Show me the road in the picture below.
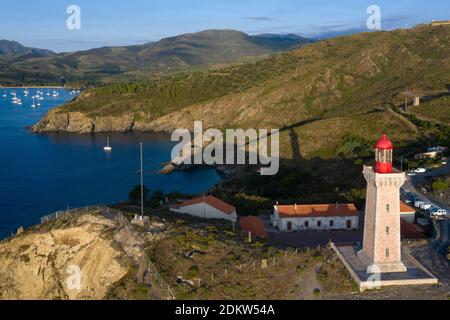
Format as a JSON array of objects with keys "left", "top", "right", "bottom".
[
  {"left": 401, "top": 162, "right": 449, "bottom": 255},
  {"left": 402, "top": 162, "right": 450, "bottom": 215}
]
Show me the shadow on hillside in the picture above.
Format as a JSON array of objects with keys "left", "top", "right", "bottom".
[{"left": 422, "top": 84, "right": 450, "bottom": 102}]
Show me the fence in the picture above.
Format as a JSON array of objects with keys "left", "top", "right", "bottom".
[{"left": 39, "top": 205, "right": 175, "bottom": 300}]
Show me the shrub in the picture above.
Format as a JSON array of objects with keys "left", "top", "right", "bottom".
[
  {"left": 186, "top": 265, "right": 200, "bottom": 279},
  {"left": 432, "top": 181, "right": 449, "bottom": 191}
]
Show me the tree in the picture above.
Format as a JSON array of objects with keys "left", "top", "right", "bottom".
[
  {"left": 128, "top": 185, "right": 150, "bottom": 206},
  {"left": 432, "top": 181, "right": 448, "bottom": 192}
]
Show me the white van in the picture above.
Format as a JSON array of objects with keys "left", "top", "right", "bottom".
[{"left": 420, "top": 203, "right": 432, "bottom": 211}]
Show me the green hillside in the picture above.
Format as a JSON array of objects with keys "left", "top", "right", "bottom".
[
  {"left": 0, "top": 30, "right": 312, "bottom": 86},
  {"left": 33, "top": 25, "right": 450, "bottom": 159}
]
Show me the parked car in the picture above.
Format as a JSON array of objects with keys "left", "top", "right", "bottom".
[
  {"left": 430, "top": 208, "right": 447, "bottom": 217},
  {"left": 443, "top": 159, "right": 448, "bottom": 165},
  {"left": 414, "top": 168, "right": 427, "bottom": 174},
  {"left": 404, "top": 199, "right": 413, "bottom": 205},
  {"left": 414, "top": 201, "right": 425, "bottom": 208},
  {"left": 407, "top": 171, "right": 416, "bottom": 176}
]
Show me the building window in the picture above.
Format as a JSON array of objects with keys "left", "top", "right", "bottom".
[
  {"left": 287, "top": 222, "right": 292, "bottom": 231},
  {"left": 386, "top": 226, "right": 390, "bottom": 235},
  {"left": 346, "top": 220, "right": 352, "bottom": 229},
  {"left": 304, "top": 221, "right": 309, "bottom": 228},
  {"left": 330, "top": 220, "right": 334, "bottom": 227},
  {"left": 386, "top": 249, "right": 390, "bottom": 258},
  {"left": 317, "top": 221, "right": 322, "bottom": 227},
  {"left": 386, "top": 204, "right": 390, "bottom": 213}
]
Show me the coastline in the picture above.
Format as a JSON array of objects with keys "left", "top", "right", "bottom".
[{"left": 0, "top": 86, "right": 66, "bottom": 89}]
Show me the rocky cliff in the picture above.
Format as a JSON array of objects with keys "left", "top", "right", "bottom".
[
  {"left": 30, "top": 108, "right": 137, "bottom": 134},
  {"left": 0, "top": 212, "right": 145, "bottom": 300}
]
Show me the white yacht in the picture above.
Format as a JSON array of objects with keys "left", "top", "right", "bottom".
[{"left": 103, "top": 137, "right": 112, "bottom": 152}]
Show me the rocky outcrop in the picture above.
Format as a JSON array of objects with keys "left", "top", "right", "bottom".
[
  {"left": 0, "top": 214, "right": 130, "bottom": 300},
  {"left": 30, "top": 109, "right": 137, "bottom": 134}
]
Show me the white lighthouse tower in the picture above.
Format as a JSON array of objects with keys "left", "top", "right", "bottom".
[{"left": 357, "top": 134, "right": 407, "bottom": 273}]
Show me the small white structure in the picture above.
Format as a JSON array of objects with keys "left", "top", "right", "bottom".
[
  {"left": 400, "top": 201, "right": 416, "bottom": 224},
  {"left": 170, "top": 195, "right": 237, "bottom": 223},
  {"left": 271, "top": 203, "right": 359, "bottom": 232},
  {"left": 131, "top": 215, "right": 149, "bottom": 227},
  {"left": 427, "top": 146, "right": 448, "bottom": 153}
]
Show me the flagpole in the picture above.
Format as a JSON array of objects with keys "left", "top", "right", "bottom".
[{"left": 140, "top": 142, "right": 144, "bottom": 216}]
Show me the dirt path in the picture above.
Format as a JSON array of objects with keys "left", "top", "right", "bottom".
[{"left": 294, "top": 263, "right": 323, "bottom": 300}]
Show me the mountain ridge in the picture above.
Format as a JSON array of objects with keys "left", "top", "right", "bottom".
[
  {"left": 31, "top": 25, "right": 450, "bottom": 159},
  {"left": 0, "top": 30, "right": 313, "bottom": 85},
  {"left": 0, "top": 39, "right": 54, "bottom": 57}
]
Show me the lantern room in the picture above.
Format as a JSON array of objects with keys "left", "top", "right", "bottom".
[{"left": 375, "top": 134, "right": 393, "bottom": 174}]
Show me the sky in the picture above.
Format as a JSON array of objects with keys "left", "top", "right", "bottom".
[{"left": 0, "top": 0, "right": 449, "bottom": 52}]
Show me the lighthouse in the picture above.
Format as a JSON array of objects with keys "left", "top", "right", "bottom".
[{"left": 357, "top": 134, "right": 407, "bottom": 273}]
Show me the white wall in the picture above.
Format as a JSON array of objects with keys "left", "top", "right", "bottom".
[
  {"left": 171, "top": 203, "right": 237, "bottom": 223},
  {"left": 400, "top": 213, "right": 415, "bottom": 224},
  {"left": 272, "top": 208, "right": 358, "bottom": 232}
]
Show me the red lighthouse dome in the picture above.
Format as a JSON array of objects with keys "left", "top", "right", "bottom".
[{"left": 375, "top": 134, "right": 393, "bottom": 174}]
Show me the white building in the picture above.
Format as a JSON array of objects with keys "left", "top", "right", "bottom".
[
  {"left": 170, "top": 195, "right": 237, "bottom": 223},
  {"left": 271, "top": 203, "right": 359, "bottom": 232}
]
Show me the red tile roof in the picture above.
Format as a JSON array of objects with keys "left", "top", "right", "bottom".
[
  {"left": 239, "top": 216, "right": 268, "bottom": 238},
  {"left": 172, "top": 195, "right": 236, "bottom": 215},
  {"left": 400, "top": 201, "right": 416, "bottom": 214},
  {"left": 401, "top": 220, "right": 426, "bottom": 240},
  {"left": 276, "top": 203, "right": 358, "bottom": 218}
]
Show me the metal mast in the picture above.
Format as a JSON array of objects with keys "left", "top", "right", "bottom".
[{"left": 140, "top": 142, "right": 144, "bottom": 216}]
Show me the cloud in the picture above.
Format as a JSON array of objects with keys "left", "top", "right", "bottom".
[{"left": 247, "top": 16, "right": 274, "bottom": 21}]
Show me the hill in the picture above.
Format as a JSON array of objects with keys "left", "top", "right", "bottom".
[
  {"left": 2, "top": 207, "right": 447, "bottom": 300},
  {"left": 0, "top": 40, "right": 54, "bottom": 57},
  {"left": 0, "top": 30, "right": 312, "bottom": 85},
  {"left": 32, "top": 25, "right": 450, "bottom": 159}
]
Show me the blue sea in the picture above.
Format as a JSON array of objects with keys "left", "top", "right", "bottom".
[{"left": 0, "top": 88, "right": 221, "bottom": 239}]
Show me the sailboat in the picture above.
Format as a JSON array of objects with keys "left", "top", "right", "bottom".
[
  {"left": 103, "top": 137, "right": 112, "bottom": 152},
  {"left": 12, "top": 92, "right": 18, "bottom": 104},
  {"left": 31, "top": 98, "right": 36, "bottom": 108}
]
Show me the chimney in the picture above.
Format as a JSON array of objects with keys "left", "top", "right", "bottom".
[
  {"left": 295, "top": 203, "right": 298, "bottom": 211},
  {"left": 336, "top": 201, "right": 339, "bottom": 208}
]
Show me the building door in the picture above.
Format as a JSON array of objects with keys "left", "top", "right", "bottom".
[
  {"left": 346, "top": 220, "right": 352, "bottom": 229},
  {"left": 287, "top": 222, "right": 292, "bottom": 232}
]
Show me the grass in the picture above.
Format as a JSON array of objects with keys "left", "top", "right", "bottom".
[
  {"left": 410, "top": 96, "right": 450, "bottom": 125},
  {"left": 35, "top": 25, "right": 450, "bottom": 161},
  {"left": 140, "top": 210, "right": 355, "bottom": 300}
]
